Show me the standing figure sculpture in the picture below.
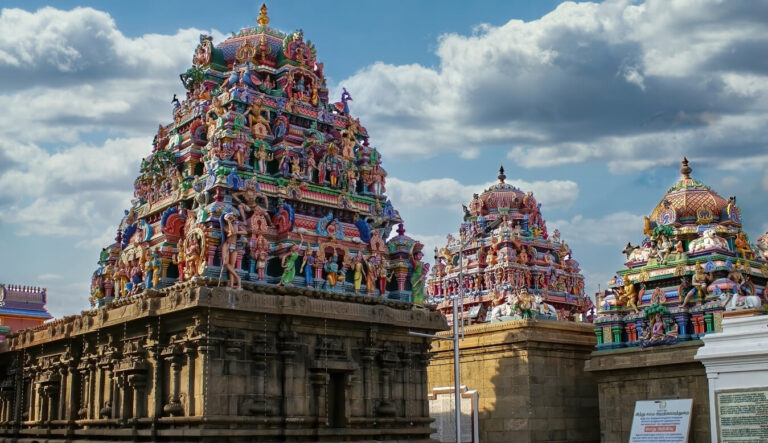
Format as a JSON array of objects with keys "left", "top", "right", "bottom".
[
  {"left": 409, "top": 243, "right": 427, "bottom": 305},
  {"left": 277, "top": 235, "right": 305, "bottom": 286},
  {"left": 376, "top": 256, "right": 392, "bottom": 296},
  {"left": 300, "top": 250, "right": 315, "bottom": 287},
  {"left": 352, "top": 254, "right": 366, "bottom": 294},
  {"left": 221, "top": 212, "right": 247, "bottom": 289}
]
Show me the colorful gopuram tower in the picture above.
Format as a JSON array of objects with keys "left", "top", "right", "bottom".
[
  {"left": 593, "top": 158, "right": 768, "bottom": 349},
  {"left": 0, "top": 6, "right": 445, "bottom": 442},
  {"left": 0, "top": 284, "right": 52, "bottom": 336},
  {"left": 426, "top": 166, "right": 591, "bottom": 324},
  {"left": 87, "top": 4, "right": 424, "bottom": 305}
]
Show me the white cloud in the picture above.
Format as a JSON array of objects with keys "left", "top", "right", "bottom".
[
  {"left": 36, "top": 273, "right": 62, "bottom": 281},
  {"left": 0, "top": 136, "right": 145, "bottom": 240},
  {"left": 550, "top": 211, "right": 645, "bottom": 247},
  {"left": 338, "top": 0, "right": 768, "bottom": 173},
  {"left": 0, "top": 7, "right": 224, "bottom": 143},
  {"left": 387, "top": 176, "right": 579, "bottom": 212}
]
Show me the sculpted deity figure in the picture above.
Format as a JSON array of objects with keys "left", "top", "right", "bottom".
[
  {"left": 351, "top": 254, "right": 367, "bottom": 294},
  {"left": 679, "top": 263, "right": 711, "bottom": 307},
  {"left": 615, "top": 275, "right": 639, "bottom": 313},
  {"left": 221, "top": 212, "right": 247, "bottom": 289},
  {"left": 734, "top": 232, "right": 753, "bottom": 259},
  {"left": 364, "top": 256, "right": 377, "bottom": 294},
  {"left": 290, "top": 156, "right": 303, "bottom": 180},
  {"left": 300, "top": 251, "right": 316, "bottom": 287},
  {"left": 245, "top": 99, "right": 271, "bottom": 138},
  {"left": 324, "top": 252, "right": 341, "bottom": 288},
  {"left": 650, "top": 313, "right": 666, "bottom": 341},
  {"left": 375, "top": 256, "right": 392, "bottom": 296},
  {"left": 277, "top": 235, "right": 305, "bottom": 286},
  {"left": 254, "top": 143, "right": 273, "bottom": 175},
  {"left": 233, "top": 178, "right": 269, "bottom": 223}
]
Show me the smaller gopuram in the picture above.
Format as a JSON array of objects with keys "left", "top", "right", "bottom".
[
  {"left": 426, "top": 167, "right": 599, "bottom": 443},
  {"left": 426, "top": 166, "right": 593, "bottom": 324},
  {"left": 0, "top": 6, "right": 446, "bottom": 442},
  {"left": 0, "top": 284, "right": 52, "bottom": 335},
  {"left": 593, "top": 158, "right": 767, "bottom": 350},
  {"left": 586, "top": 158, "right": 768, "bottom": 443}
]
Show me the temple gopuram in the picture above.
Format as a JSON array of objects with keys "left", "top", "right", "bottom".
[
  {"left": 0, "top": 6, "right": 446, "bottom": 442},
  {"left": 594, "top": 158, "right": 768, "bottom": 349},
  {"left": 0, "top": 285, "right": 52, "bottom": 338},
  {"left": 425, "top": 167, "right": 600, "bottom": 442},
  {"left": 426, "top": 166, "right": 592, "bottom": 324}
]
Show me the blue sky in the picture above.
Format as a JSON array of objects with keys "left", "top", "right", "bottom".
[{"left": 1, "top": 0, "right": 767, "bottom": 317}]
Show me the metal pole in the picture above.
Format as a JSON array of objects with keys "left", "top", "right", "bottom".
[{"left": 453, "top": 241, "right": 464, "bottom": 443}]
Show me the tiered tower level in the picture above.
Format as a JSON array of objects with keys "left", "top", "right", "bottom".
[
  {"left": 426, "top": 167, "right": 591, "bottom": 324},
  {"left": 90, "top": 5, "right": 428, "bottom": 305},
  {"left": 0, "top": 284, "right": 51, "bottom": 335},
  {"left": 595, "top": 158, "right": 768, "bottom": 349}
]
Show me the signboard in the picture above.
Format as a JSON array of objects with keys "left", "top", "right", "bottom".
[
  {"left": 629, "top": 399, "right": 692, "bottom": 443},
  {"left": 716, "top": 387, "right": 768, "bottom": 442},
  {"left": 428, "top": 386, "right": 479, "bottom": 443}
]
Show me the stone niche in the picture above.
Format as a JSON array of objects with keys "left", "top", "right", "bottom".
[
  {"left": 0, "top": 279, "right": 447, "bottom": 442},
  {"left": 585, "top": 341, "right": 710, "bottom": 443},
  {"left": 428, "top": 320, "right": 599, "bottom": 443}
]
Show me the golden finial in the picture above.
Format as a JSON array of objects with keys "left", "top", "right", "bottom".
[
  {"left": 498, "top": 165, "right": 506, "bottom": 184},
  {"left": 680, "top": 157, "right": 692, "bottom": 179},
  {"left": 257, "top": 3, "right": 270, "bottom": 27}
]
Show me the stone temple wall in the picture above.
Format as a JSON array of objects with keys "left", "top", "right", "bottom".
[
  {"left": 0, "top": 280, "right": 446, "bottom": 442},
  {"left": 428, "top": 320, "right": 599, "bottom": 443},
  {"left": 585, "top": 341, "right": 710, "bottom": 443}
]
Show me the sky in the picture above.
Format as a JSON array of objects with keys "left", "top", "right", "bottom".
[{"left": 1, "top": 0, "right": 767, "bottom": 318}]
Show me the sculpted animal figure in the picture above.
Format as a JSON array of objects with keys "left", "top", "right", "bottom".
[
  {"left": 623, "top": 242, "right": 651, "bottom": 263},
  {"left": 755, "top": 233, "right": 768, "bottom": 260},
  {"left": 490, "top": 291, "right": 514, "bottom": 321},
  {"left": 688, "top": 228, "right": 728, "bottom": 253},
  {"left": 719, "top": 292, "right": 763, "bottom": 310},
  {"left": 534, "top": 294, "right": 558, "bottom": 318}
]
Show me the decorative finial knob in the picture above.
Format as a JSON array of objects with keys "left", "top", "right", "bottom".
[
  {"left": 680, "top": 157, "right": 691, "bottom": 179},
  {"left": 397, "top": 223, "right": 405, "bottom": 237},
  {"left": 257, "top": 3, "right": 270, "bottom": 27},
  {"left": 498, "top": 165, "right": 506, "bottom": 184}
]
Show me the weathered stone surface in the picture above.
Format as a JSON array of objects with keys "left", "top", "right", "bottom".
[
  {"left": 0, "top": 281, "right": 447, "bottom": 442},
  {"left": 428, "top": 319, "right": 599, "bottom": 443},
  {"left": 585, "top": 341, "right": 710, "bottom": 443}
]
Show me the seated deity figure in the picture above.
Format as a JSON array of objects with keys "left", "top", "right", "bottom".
[{"left": 679, "top": 264, "right": 711, "bottom": 307}]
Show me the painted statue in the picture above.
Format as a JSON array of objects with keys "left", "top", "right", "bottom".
[{"left": 277, "top": 236, "right": 305, "bottom": 286}]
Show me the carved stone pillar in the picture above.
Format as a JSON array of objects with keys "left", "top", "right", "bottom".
[
  {"left": 61, "top": 363, "right": 79, "bottom": 421},
  {"left": 118, "top": 374, "right": 130, "bottom": 420},
  {"left": 309, "top": 372, "right": 327, "bottom": 426},
  {"left": 128, "top": 374, "right": 147, "bottom": 419},
  {"left": 77, "top": 369, "right": 89, "bottom": 420},
  {"left": 27, "top": 378, "right": 35, "bottom": 422},
  {"left": 43, "top": 384, "right": 58, "bottom": 422},
  {"left": 163, "top": 355, "right": 183, "bottom": 416},
  {"left": 360, "top": 349, "right": 376, "bottom": 417},
  {"left": 280, "top": 341, "right": 301, "bottom": 417},
  {"left": 88, "top": 363, "right": 96, "bottom": 419},
  {"left": 57, "top": 366, "right": 67, "bottom": 421},
  {"left": 98, "top": 366, "right": 113, "bottom": 419},
  {"left": 36, "top": 385, "right": 45, "bottom": 423},
  {"left": 184, "top": 345, "right": 197, "bottom": 417}
]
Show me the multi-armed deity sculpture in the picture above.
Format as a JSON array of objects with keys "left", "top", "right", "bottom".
[
  {"left": 595, "top": 158, "right": 768, "bottom": 349},
  {"left": 425, "top": 167, "right": 592, "bottom": 324},
  {"left": 89, "top": 5, "right": 426, "bottom": 306}
]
